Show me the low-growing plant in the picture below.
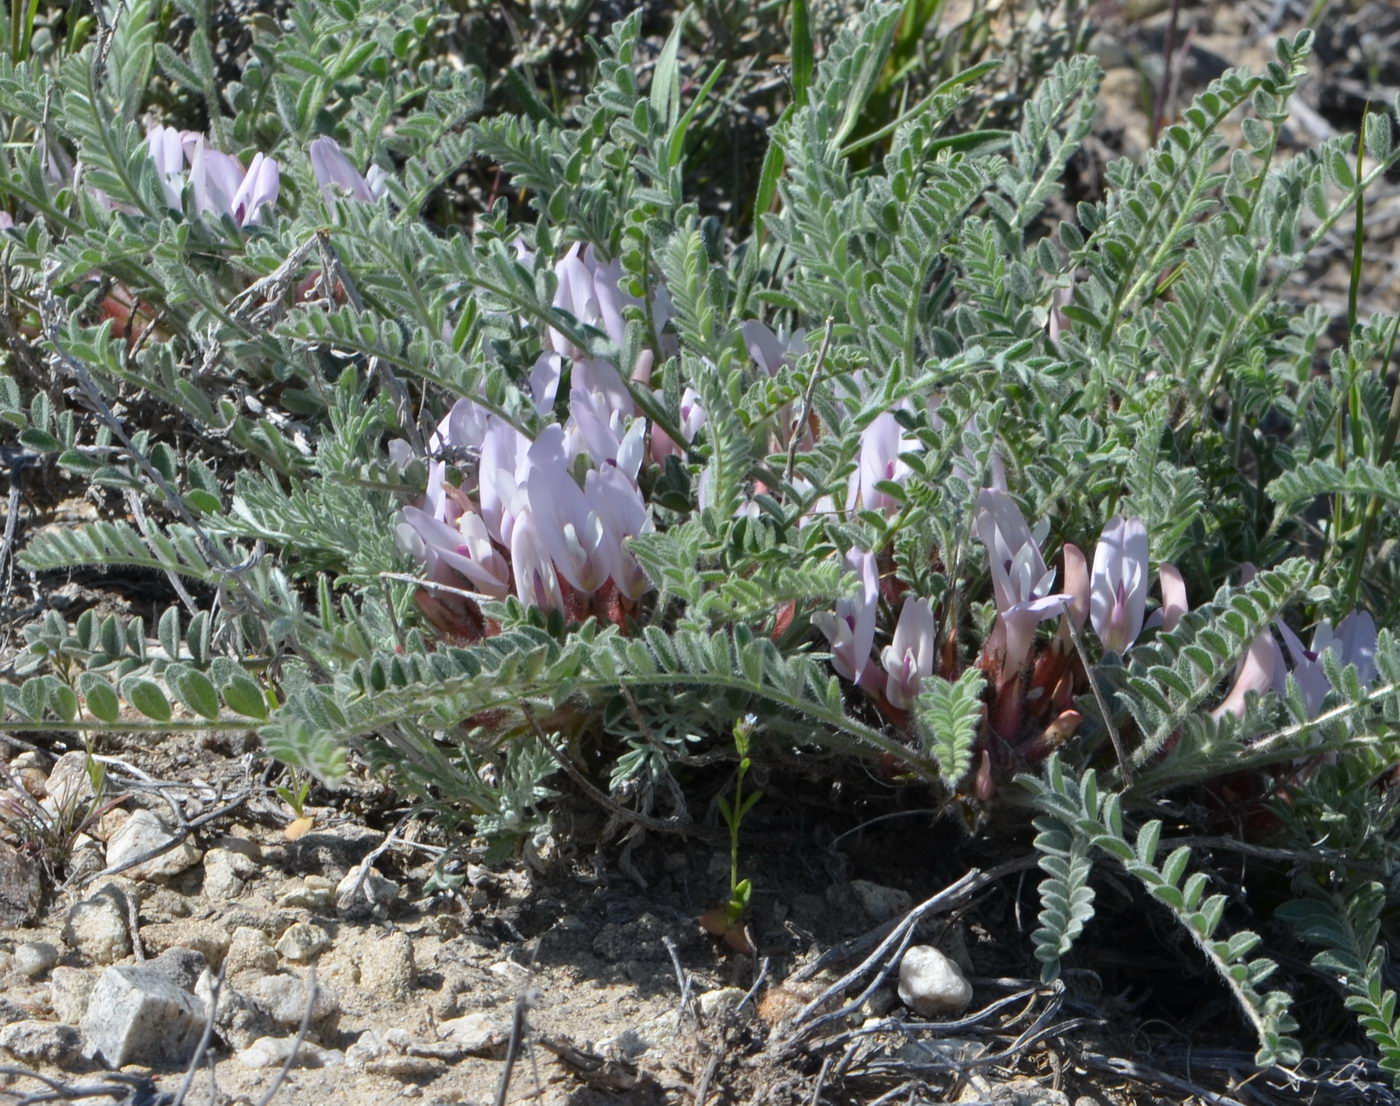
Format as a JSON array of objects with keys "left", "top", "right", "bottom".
[{"left": 3, "top": 0, "right": 1400, "bottom": 1084}]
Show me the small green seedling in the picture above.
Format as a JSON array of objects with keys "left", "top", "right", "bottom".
[{"left": 701, "top": 715, "right": 762, "bottom": 953}]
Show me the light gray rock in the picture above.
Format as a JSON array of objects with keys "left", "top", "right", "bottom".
[
  {"left": 898, "top": 945, "right": 973, "bottom": 1017},
  {"left": 0, "top": 1020, "right": 83, "bottom": 1067},
  {"left": 14, "top": 941, "right": 59, "bottom": 979},
  {"left": 145, "top": 947, "right": 207, "bottom": 992},
  {"left": 50, "top": 967, "right": 96, "bottom": 1025},
  {"left": 140, "top": 920, "right": 232, "bottom": 968},
  {"left": 345, "top": 1029, "right": 389, "bottom": 1070},
  {"left": 0, "top": 999, "right": 26, "bottom": 1025},
  {"left": 202, "top": 847, "right": 258, "bottom": 899},
  {"left": 43, "top": 751, "right": 97, "bottom": 810},
  {"left": 105, "top": 809, "right": 203, "bottom": 881},
  {"left": 357, "top": 930, "right": 414, "bottom": 999},
  {"left": 275, "top": 921, "right": 331, "bottom": 963},
  {"left": 697, "top": 987, "right": 748, "bottom": 1023},
  {"left": 251, "top": 973, "right": 340, "bottom": 1033},
  {"left": 236, "top": 1035, "right": 342, "bottom": 1069},
  {"left": 850, "top": 880, "right": 914, "bottom": 922},
  {"left": 437, "top": 1012, "right": 506, "bottom": 1054},
  {"left": 81, "top": 963, "right": 207, "bottom": 1067},
  {"left": 276, "top": 877, "right": 334, "bottom": 912},
  {"left": 62, "top": 885, "right": 131, "bottom": 965},
  {"left": 194, "top": 969, "right": 272, "bottom": 1050},
  {"left": 956, "top": 1079, "right": 1070, "bottom": 1106},
  {"left": 225, "top": 926, "right": 278, "bottom": 978},
  {"left": 335, "top": 866, "right": 400, "bottom": 919}
]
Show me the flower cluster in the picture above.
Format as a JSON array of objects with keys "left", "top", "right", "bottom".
[{"left": 147, "top": 126, "right": 280, "bottom": 227}]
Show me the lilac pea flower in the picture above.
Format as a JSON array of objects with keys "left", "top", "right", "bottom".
[
  {"left": 1276, "top": 621, "right": 1333, "bottom": 719},
  {"left": 974, "top": 489, "right": 1069, "bottom": 674},
  {"left": 1276, "top": 609, "right": 1378, "bottom": 720},
  {"left": 882, "top": 596, "right": 936, "bottom": 710},
  {"left": 396, "top": 506, "right": 510, "bottom": 598},
  {"left": 530, "top": 352, "right": 565, "bottom": 413},
  {"left": 424, "top": 398, "right": 491, "bottom": 517},
  {"left": 585, "top": 464, "right": 652, "bottom": 598},
  {"left": 813, "top": 549, "right": 880, "bottom": 684},
  {"left": 309, "top": 136, "right": 378, "bottom": 204},
  {"left": 1060, "top": 543, "right": 1090, "bottom": 631},
  {"left": 847, "top": 412, "right": 912, "bottom": 515},
  {"left": 230, "top": 153, "right": 279, "bottom": 226},
  {"left": 477, "top": 420, "right": 530, "bottom": 545},
  {"left": 1090, "top": 515, "right": 1149, "bottom": 655},
  {"left": 1211, "top": 630, "right": 1286, "bottom": 721},
  {"left": 525, "top": 428, "right": 617, "bottom": 595},
  {"left": 148, "top": 125, "right": 187, "bottom": 209},
  {"left": 679, "top": 387, "right": 707, "bottom": 441},
  {"left": 188, "top": 138, "right": 245, "bottom": 220},
  {"left": 1145, "top": 564, "right": 1189, "bottom": 634},
  {"left": 573, "top": 359, "right": 635, "bottom": 424},
  {"left": 508, "top": 506, "right": 564, "bottom": 611},
  {"left": 1322, "top": 610, "right": 1379, "bottom": 688}
]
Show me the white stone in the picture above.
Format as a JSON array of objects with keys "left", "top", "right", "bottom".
[
  {"left": 437, "top": 1012, "right": 505, "bottom": 1053},
  {"left": 345, "top": 1029, "right": 388, "bottom": 1070},
  {"left": 13, "top": 941, "right": 58, "bottom": 979},
  {"left": 898, "top": 945, "right": 973, "bottom": 1017},
  {"left": 697, "top": 987, "right": 748, "bottom": 1022},
  {"left": 50, "top": 967, "right": 96, "bottom": 1024},
  {"left": 43, "top": 751, "right": 97, "bottom": 810},
  {"left": 62, "top": 886, "right": 131, "bottom": 965},
  {"left": 357, "top": 930, "right": 414, "bottom": 999},
  {"left": 194, "top": 969, "right": 272, "bottom": 1050},
  {"left": 275, "top": 921, "right": 332, "bottom": 962},
  {"left": 236, "top": 1035, "right": 341, "bottom": 1069},
  {"left": 80, "top": 963, "right": 207, "bottom": 1067},
  {"left": 0, "top": 1020, "right": 83, "bottom": 1067},
  {"left": 105, "top": 809, "right": 203, "bottom": 880},
  {"left": 202, "top": 847, "right": 258, "bottom": 899},
  {"left": 850, "top": 880, "right": 914, "bottom": 922},
  {"left": 252, "top": 973, "right": 340, "bottom": 1031},
  {"left": 225, "top": 926, "right": 278, "bottom": 977}
]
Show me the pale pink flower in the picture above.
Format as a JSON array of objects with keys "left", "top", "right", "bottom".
[
  {"left": 975, "top": 489, "right": 1068, "bottom": 674},
  {"left": 813, "top": 549, "right": 880, "bottom": 684},
  {"left": 395, "top": 506, "right": 509, "bottom": 597},
  {"left": 1089, "top": 515, "right": 1149, "bottom": 655},
  {"left": 1210, "top": 630, "right": 1286, "bottom": 721},
  {"left": 882, "top": 596, "right": 936, "bottom": 710},
  {"left": 508, "top": 506, "right": 564, "bottom": 611},
  {"left": 847, "top": 412, "right": 912, "bottom": 515},
  {"left": 309, "top": 136, "right": 385, "bottom": 204}
]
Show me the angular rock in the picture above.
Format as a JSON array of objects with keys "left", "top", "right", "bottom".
[
  {"left": 0, "top": 841, "right": 45, "bottom": 926},
  {"left": 364, "top": 1054, "right": 446, "bottom": 1081},
  {"left": 225, "top": 926, "right": 278, "bottom": 978},
  {"left": 202, "top": 847, "right": 258, "bottom": 899},
  {"left": 251, "top": 973, "right": 339, "bottom": 1033},
  {"left": 105, "top": 809, "right": 202, "bottom": 880},
  {"left": 898, "top": 945, "right": 973, "bottom": 1017},
  {"left": 42, "top": 750, "right": 97, "bottom": 810},
  {"left": 0, "top": 998, "right": 26, "bottom": 1026},
  {"left": 437, "top": 1012, "right": 507, "bottom": 1055},
  {"left": 145, "top": 947, "right": 208, "bottom": 993},
  {"left": 345, "top": 1029, "right": 388, "bottom": 1070},
  {"left": 141, "top": 920, "right": 231, "bottom": 968},
  {"left": 194, "top": 969, "right": 272, "bottom": 1050},
  {"left": 0, "top": 1020, "right": 83, "bottom": 1067},
  {"left": 50, "top": 967, "right": 96, "bottom": 1025},
  {"left": 63, "top": 885, "right": 132, "bottom": 965},
  {"left": 236, "top": 1035, "right": 342, "bottom": 1069},
  {"left": 357, "top": 930, "right": 414, "bottom": 999},
  {"left": 850, "top": 880, "right": 914, "bottom": 923},
  {"left": 81, "top": 963, "right": 207, "bottom": 1067},
  {"left": 275, "top": 921, "right": 331, "bottom": 963},
  {"left": 14, "top": 941, "right": 59, "bottom": 979},
  {"left": 275, "top": 877, "right": 334, "bottom": 912}
]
